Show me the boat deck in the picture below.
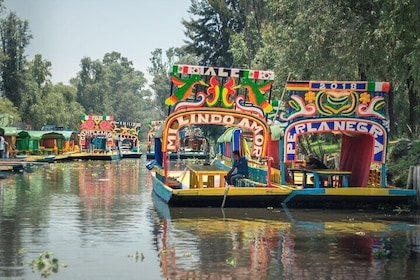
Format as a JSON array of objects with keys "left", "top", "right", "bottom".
[{"left": 152, "top": 166, "right": 416, "bottom": 208}]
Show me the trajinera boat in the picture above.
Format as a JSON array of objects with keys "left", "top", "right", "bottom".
[{"left": 148, "top": 64, "right": 417, "bottom": 208}]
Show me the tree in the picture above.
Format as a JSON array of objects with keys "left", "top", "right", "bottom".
[
  {"left": 101, "top": 51, "right": 149, "bottom": 120},
  {"left": 149, "top": 48, "right": 179, "bottom": 118},
  {"left": 43, "top": 83, "right": 85, "bottom": 130},
  {"left": 183, "top": 0, "right": 248, "bottom": 67},
  {"left": 0, "top": 11, "right": 32, "bottom": 107},
  {"left": 72, "top": 52, "right": 154, "bottom": 132},
  {"left": 18, "top": 54, "right": 52, "bottom": 128},
  {"left": 73, "top": 57, "right": 111, "bottom": 114},
  {"left": 0, "top": 96, "right": 20, "bottom": 126}
]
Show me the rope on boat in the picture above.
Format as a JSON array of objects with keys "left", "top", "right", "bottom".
[
  {"left": 210, "top": 156, "right": 217, "bottom": 165},
  {"left": 176, "top": 167, "right": 188, "bottom": 182}
]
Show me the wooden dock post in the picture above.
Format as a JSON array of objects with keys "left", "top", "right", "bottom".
[{"left": 407, "top": 166, "right": 420, "bottom": 207}]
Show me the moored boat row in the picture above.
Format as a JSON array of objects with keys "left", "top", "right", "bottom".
[
  {"left": 0, "top": 116, "right": 143, "bottom": 163},
  {"left": 148, "top": 64, "right": 417, "bottom": 208}
]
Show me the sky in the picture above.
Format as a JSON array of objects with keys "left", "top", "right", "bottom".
[{"left": 3, "top": 0, "right": 191, "bottom": 85}]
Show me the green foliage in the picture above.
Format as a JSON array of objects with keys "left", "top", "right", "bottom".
[
  {"left": 387, "top": 140, "right": 420, "bottom": 187},
  {"left": 197, "top": 0, "right": 420, "bottom": 138},
  {"left": 0, "top": 96, "right": 20, "bottom": 125},
  {"left": 0, "top": 0, "right": 418, "bottom": 145},
  {"left": 148, "top": 47, "right": 198, "bottom": 119},
  {"left": 71, "top": 52, "right": 152, "bottom": 124},
  {"left": 183, "top": 0, "right": 248, "bottom": 67},
  {"left": 19, "top": 54, "right": 52, "bottom": 128},
  {"left": 0, "top": 11, "right": 32, "bottom": 107},
  {"left": 43, "top": 85, "right": 85, "bottom": 130}
]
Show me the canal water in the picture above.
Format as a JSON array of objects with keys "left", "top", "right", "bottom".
[{"left": 1, "top": 159, "right": 420, "bottom": 280}]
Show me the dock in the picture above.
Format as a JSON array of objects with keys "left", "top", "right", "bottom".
[{"left": 0, "top": 159, "right": 30, "bottom": 173}]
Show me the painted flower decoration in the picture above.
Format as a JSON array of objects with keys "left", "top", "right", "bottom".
[
  {"left": 360, "top": 92, "right": 371, "bottom": 104},
  {"left": 304, "top": 91, "right": 316, "bottom": 103}
]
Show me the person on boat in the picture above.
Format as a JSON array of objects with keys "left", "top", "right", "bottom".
[
  {"left": 88, "top": 136, "right": 94, "bottom": 153},
  {"left": 305, "top": 153, "right": 328, "bottom": 186},
  {"left": 305, "top": 153, "right": 327, "bottom": 170},
  {"left": 0, "top": 133, "right": 8, "bottom": 159},
  {"left": 225, "top": 150, "right": 249, "bottom": 186}
]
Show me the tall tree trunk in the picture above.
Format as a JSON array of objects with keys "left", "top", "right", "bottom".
[
  {"left": 387, "top": 88, "right": 396, "bottom": 138},
  {"left": 406, "top": 73, "right": 416, "bottom": 139},
  {"left": 358, "top": 63, "right": 368, "bottom": 81}
]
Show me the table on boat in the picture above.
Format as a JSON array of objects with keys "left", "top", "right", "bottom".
[
  {"left": 290, "top": 168, "right": 352, "bottom": 188},
  {"left": 187, "top": 164, "right": 228, "bottom": 188}
]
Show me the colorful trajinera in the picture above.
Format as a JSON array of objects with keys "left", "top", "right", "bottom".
[
  {"left": 73, "top": 115, "right": 120, "bottom": 160},
  {"left": 113, "top": 121, "right": 142, "bottom": 158},
  {"left": 149, "top": 64, "right": 416, "bottom": 208}
]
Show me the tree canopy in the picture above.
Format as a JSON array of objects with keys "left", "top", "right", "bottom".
[{"left": 0, "top": 0, "right": 418, "bottom": 140}]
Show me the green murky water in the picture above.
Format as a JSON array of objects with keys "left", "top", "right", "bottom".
[{"left": 1, "top": 159, "right": 419, "bottom": 279}]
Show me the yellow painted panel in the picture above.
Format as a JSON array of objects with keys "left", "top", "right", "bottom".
[{"left": 173, "top": 186, "right": 292, "bottom": 196}]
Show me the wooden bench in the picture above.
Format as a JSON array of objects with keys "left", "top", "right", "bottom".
[
  {"left": 236, "top": 166, "right": 267, "bottom": 187},
  {"left": 236, "top": 178, "right": 267, "bottom": 187}
]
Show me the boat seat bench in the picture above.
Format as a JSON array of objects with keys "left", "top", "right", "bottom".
[
  {"left": 235, "top": 166, "right": 268, "bottom": 187},
  {"left": 236, "top": 178, "right": 267, "bottom": 188}
]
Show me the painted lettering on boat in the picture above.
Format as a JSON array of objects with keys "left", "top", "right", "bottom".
[
  {"left": 173, "top": 64, "right": 274, "bottom": 80},
  {"left": 165, "top": 111, "right": 268, "bottom": 157},
  {"left": 285, "top": 119, "right": 386, "bottom": 163}
]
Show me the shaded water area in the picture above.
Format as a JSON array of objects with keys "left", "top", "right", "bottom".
[{"left": 1, "top": 159, "right": 420, "bottom": 279}]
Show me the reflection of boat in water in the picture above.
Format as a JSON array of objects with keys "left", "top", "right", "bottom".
[
  {"left": 152, "top": 192, "right": 418, "bottom": 279},
  {"left": 149, "top": 64, "right": 416, "bottom": 208}
]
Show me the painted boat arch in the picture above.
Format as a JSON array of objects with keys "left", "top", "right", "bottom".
[
  {"left": 155, "top": 64, "right": 276, "bottom": 187},
  {"left": 80, "top": 115, "right": 115, "bottom": 150},
  {"left": 283, "top": 117, "right": 387, "bottom": 164},
  {"left": 161, "top": 107, "right": 270, "bottom": 157},
  {"left": 279, "top": 80, "right": 391, "bottom": 187},
  {"left": 160, "top": 107, "right": 272, "bottom": 186}
]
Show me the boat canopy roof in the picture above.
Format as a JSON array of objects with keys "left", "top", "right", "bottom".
[
  {"left": 17, "top": 130, "right": 76, "bottom": 140},
  {"left": 216, "top": 127, "right": 238, "bottom": 143},
  {"left": 1, "top": 126, "right": 18, "bottom": 136}
]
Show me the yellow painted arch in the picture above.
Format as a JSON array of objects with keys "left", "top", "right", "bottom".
[{"left": 162, "top": 107, "right": 270, "bottom": 158}]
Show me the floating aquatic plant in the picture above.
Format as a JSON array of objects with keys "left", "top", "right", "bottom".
[
  {"left": 226, "top": 256, "right": 237, "bottom": 267},
  {"left": 18, "top": 248, "right": 27, "bottom": 256},
  {"left": 29, "top": 251, "right": 66, "bottom": 278},
  {"left": 183, "top": 252, "right": 193, "bottom": 257},
  {"left": 128, "top": 251, "right": 144, "bottom": 262}
]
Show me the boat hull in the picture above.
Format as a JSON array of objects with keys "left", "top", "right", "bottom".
[
  {"left": 66, "top": 152, "right": 120, "bottom": 161},
  {"left": 147, "top": 152, "right": 208, "bottom": 160},
  {"left": 151, "top": 174, "right": 416, "bottom": 208},
  {"left": 121, "top": 152, "right": 143, "bottom": 159}
]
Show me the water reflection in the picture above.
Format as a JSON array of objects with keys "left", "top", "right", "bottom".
[
  {"left": 152, "top": 193, "right": 420, "bottom": 279},
  {"left": 0, "top": 160, "right": 420, "bottom": 279},
  {"left": 0, "top": 160, "right": 161, "bottom": 280}
]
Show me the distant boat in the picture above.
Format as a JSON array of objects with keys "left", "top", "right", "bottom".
[{"left": 120, "top": 146, "right": 143, "bottom": 159}]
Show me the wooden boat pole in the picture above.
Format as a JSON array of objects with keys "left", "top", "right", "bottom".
[
  {"left": 415, "top": 166, "right": 420, "bottom": 206},
  {"left": 163, "top": 151, "right": 168, "bottom": 185},
  {"left": 406, "top": 166, "right": 420, "bottom": 207},
  {"left": 407, "top": 166, "right": 414, "bottom": 189},
  {"left": 221, "top": 185, "right": 229, "bottom": 208},
  {"left": 267, "top": 133, "right": 272, "bottom": 188}
]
